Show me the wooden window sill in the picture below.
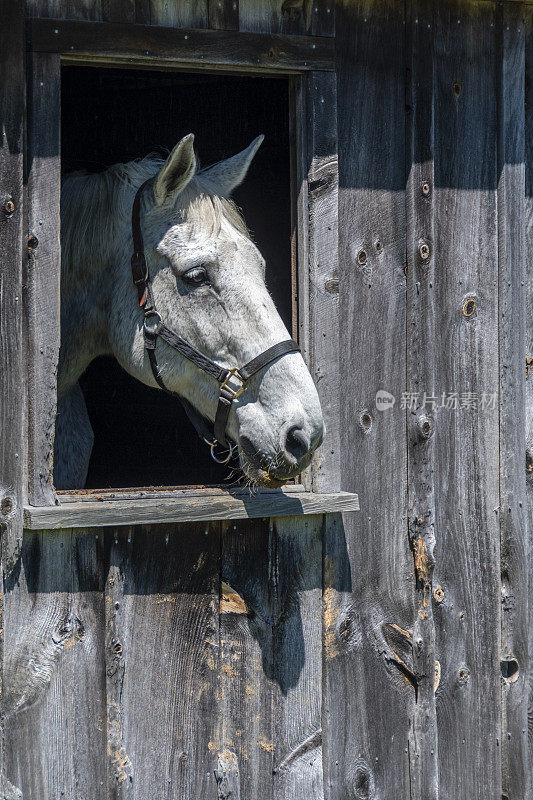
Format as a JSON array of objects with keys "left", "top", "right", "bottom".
[{"left": 23, "top": 487, "right": 359, "bottom": 530}]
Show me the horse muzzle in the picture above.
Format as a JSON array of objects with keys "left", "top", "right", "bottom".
[{"left": 238, "top": 418, "right": 324, "bottom": 487}]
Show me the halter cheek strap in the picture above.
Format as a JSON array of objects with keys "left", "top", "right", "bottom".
[{"left": 130, "top": 179, "right": 300, "bottom": 459}]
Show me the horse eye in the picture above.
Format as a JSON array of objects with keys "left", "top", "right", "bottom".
[{"left": 182, "top": 266, "right": 209, "bottom": 285}]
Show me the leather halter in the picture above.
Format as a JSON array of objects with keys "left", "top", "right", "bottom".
[{"left": 130, "top": 179, "right": 300, "bottom": 462}]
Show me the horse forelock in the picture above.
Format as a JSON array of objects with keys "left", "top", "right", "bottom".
[{"left": 61, "top": 155, "right": 250, "bottom": 278}]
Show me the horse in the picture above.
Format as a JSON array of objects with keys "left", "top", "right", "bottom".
[{"left": 56, "top": 134, "right": 324, "bottom": 490}]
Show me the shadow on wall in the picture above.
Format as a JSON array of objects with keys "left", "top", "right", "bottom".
[{"left": 4, "top": 514, "right": 351, "bottom": 708}]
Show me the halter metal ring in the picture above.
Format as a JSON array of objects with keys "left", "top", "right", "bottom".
[
  {"left": 143, "top": 310, "right": 162, "bottom": 329},
  {"left": 203, "top": 436, "right": 235, "bottom": 464}
]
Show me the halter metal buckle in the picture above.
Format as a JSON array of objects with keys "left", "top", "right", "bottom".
[{"left": 219, "top": 367, "right": 246, "bottom": 399}]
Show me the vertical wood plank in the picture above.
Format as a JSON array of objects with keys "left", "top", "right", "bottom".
[
  {"left": 523, "top": 7, "right": 533, "bottom": 799},
  {"left": 0, "top": 0, "right": 26, "bottom": 577},
  {"left": 219, "top": 519, "right": 274, "bottom": 800},
  {"left": 148, "top": 0, "right": 208, "bottom": 28},
  {"left": 26, "top": 53, "right": 61, "bottom": 507},
  {"left": 4, "top": 531, "right": 106, "bottom": 800},
  {"left": 102, "top": 0, "right": 136, "bottom": 23},
  {"left": 326, "top": 3, "right": 413, "bottom": 799},
  {"left": 238, "top": 1, "right": 305, "bottom": 34},
  {"left": 497, "top": 6, "right": 528, "bottom": 799},
  {"left": 238, "top": 0, "right": 334, "bottom": 36},
  {"left": 432, "top": 3, "right": 501, "bottom": 797},
  {"left": 26, "top": 0, "right": 103, "bottom": 20},
  {"left": 272, "top": 515, "right": 323, "bottom": 800},
  {"left": 405, "top": 1, "right": 438, "bottom": 796},
  {"left": 220, "top": 515, "right": 324, "bottom": 800},
  {"left": 304, "top": 71, "right": 340, "bottom": 493},
  {"left": 208, "top": 0, "right": 239, "bottom": 30},
  {"left": 104, "top": 524, "right": 220, "bottom": 800}
]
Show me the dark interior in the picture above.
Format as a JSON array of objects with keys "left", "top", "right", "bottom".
[{"left": 61, "top": 66, "right": 292, "bottom": 488}]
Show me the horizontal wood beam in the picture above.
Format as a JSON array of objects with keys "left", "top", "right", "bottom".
[
  {"left": 24, "top": 489, "right": 359, "bottom": 529},
  {"left": 27, "top": 19, "right": 335, "bottom": 74}
]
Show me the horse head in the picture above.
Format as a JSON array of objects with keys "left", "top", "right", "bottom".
[{"left": 109, "top": 134, "right": 324, "bottom": 487}]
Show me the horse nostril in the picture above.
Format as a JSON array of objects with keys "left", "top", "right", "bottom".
[{"left": 284, "top": 426, "right": 310, "bottom": 462}]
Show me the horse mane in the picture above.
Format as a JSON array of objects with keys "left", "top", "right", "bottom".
[{"left": 60, "top": 155, "right": 249, "bottom": 277}]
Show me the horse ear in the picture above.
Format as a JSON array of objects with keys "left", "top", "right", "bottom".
[
  {"left": 153, "top": 133, "right": 196, "bottom": 205},
  {"left": 201, "top": 135, "right": 264, "bottom": 196}
]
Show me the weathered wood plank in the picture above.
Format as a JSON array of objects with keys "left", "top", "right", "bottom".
[
  {"left": 523, "top": 8, "right": 533, "bottom": 798},
  {"left": 56, "top": 484, "right": 308, "bottom": 502},
  {"left": 28, "top": 19, "right": 335, "bottom": 73},
  {"left": 304, "top": 71, "right": 340, "bottom": 493},
  {"left": 497, "top": 5, "right": 529, "bottom": 798},
  {"left": 218, "top": 518, "right": 275, "bottom": 800},
  {"left": 104, "top": 524, "right": 220, "bottom": 799},
  {"left": 26, "top": 53, "right": 61, "bottom": 507},
  {"left": 208, "top": 0, "right": 239, "bottom": 30},
  {"left": 0, "top": 0, "right": 26, "bottom": 577},
  {"left": 238, "top": 0, "right": 334, "bottom": 36},
  {"left": 218, "top": 514, "right": 324, "bottom": 800},
  {"left": 24, "top": 490, "right": 360, "bottom": 529},
  {"left": 26, "top": 0, "right": 103, "bottom": 20},
  {"left": 238, "top": 0, "right": 305, "bottom": 34},
  {"left": 102, "top": 0, "right": 135, "bottom": 23},
  {"left": 272, "top": 515, "right": 323, "bottom": 799},
  {"left": 148, "top": 0, "right": 208, "bottom": 28},
  {"left": 4, "top": 530, "right": 106, "bottom": 800},
  {"left": 405, "top": 1, "right": 438, "bottom": 797},
  {"left": 325, "top": 2, "right": 413, "bottom": 798},
  {"left": 432, "top": 3, "right": 501, "bottom": 797}
]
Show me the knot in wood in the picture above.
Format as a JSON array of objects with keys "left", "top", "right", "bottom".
[
  {"left": 462, "top": 297, "right": 477, "bottom": 317},
  {"left": 419, "top": 242, "right": 430, "bottom": 260},
  {"left": 433, "top": 585, "right": 444, "bottom": 603},
  {"left": 1, "top": 496, "right": 13, "bottom": 515}
]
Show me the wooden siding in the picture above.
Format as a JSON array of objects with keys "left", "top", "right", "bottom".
[{"left": 0, "top": 1, "right": 530, "bottom": 798}]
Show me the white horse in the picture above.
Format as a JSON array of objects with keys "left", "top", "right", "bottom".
[{"left": 56, "top": 134, "right": 324, "bottom": 489}]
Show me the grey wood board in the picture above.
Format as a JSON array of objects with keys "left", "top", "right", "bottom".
[
  {"left": 208, "top": 0, "right": 239, "bottom": 30},
  {"left": 26, "top": 52, "right": 61, "bottom": 507},
  {"left": 148, "top": 0, "right": 208, "bottom": 27},
  {"left": 218, "top": 518, "right": 275, "bottom": 800},
  {"left": 56, "top": 484, "right": 308, "bottom": 502},
  {"left": 3, "top": 530, "right": 106, "bottom": 800},
  {"left": 102, "top": 0, "right": 135, "bottom": 23},
  {"left": 326, "top": 2, "right": 414, "bottom": 799},
  {"left": 103, "top": 524, "right": 220, "bottom": 799},
  {"left": 0, "top": 0, "right": 26, "bottom": 576},
  {"left": 218, "top": 514, "right": 324, "bottom": 799},
  {"left": 271, "top": 515, "right": 324, "bottom": 799},
  {"left": 28, "top": 19, "right": 336, "bottom": 73},
  {"left": 24, "top": 491, "right": 360, "bottom": 529},
  {"left": 304, "top": 71, "right": 340, "bottom": 493},
  {"left": 405, "top": 1, "right": 439, "bottom": 797},
  {"left": 497, "top": 4, "right": 529, "bottom": 798},
  {"left": 432, "top": 2, "right": 501, "bottom": 797},
  {"left": 524, "top": 7, "right": 533, "bottom": 799},
  {"left": 26, "top": 0, "right": 103, "bottom": 19},
  {"left": 238, "top": 0, "right": 334, "bottom": 36}
]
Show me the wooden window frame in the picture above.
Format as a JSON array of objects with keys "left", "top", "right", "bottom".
[{"left": 23, "top": 19, "right": 355, "bottom": 526}]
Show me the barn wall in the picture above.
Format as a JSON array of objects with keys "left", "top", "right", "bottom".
[{"left": 1, "top": 0, "right": 531, "bottom": 798}]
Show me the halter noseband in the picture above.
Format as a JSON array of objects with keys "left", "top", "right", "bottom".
[{"left": 131, "top": 179, "right": 300, "bottom": 463}]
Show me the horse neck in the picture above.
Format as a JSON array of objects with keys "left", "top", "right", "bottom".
[{"left": 59, "top": 169, "right": 130, "bottom": 394}]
